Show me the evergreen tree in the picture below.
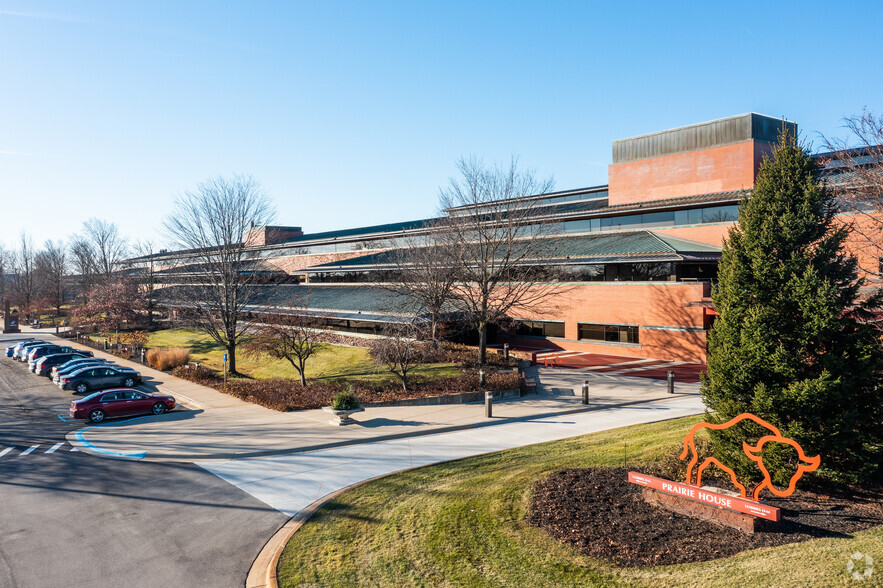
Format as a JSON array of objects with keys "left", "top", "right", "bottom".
[{"left": 702, "top": 128, "right": 883, "bottom": 484}]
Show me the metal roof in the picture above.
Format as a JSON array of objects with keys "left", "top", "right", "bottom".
[
  {"left": 613, "top": 113, "right": 798, "bottom": 164},
  {"left": 301, "top": 231, "right": 721, "bottom": 272}
]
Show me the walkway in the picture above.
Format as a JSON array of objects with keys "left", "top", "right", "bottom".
[
  {"left": 534, "top": 350, "right": 706, "bottom": 383},
  {"left": 203, "top": 394, "right": 703, "bottom": 518},
  {"left": 16, "top": 328, "right": 704, "bottom": 462}
]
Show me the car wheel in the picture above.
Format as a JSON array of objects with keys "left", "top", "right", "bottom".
[
  {"left": 123, "top": 377, "right": 135, "bottom": 387},
  {"left": 89, "top": 409, "right": 105, "bottom": 423},
  {"left": 75, "top": 382, "right": 89, "bottom": 394},
  {"left": 152, "top": 402, "right": 167, "bottom": 415}
]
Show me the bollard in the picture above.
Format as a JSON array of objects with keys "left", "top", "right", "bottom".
[
  {"left": 103, "top": 339, "right": 108, "bottom": 351},
  {"left": 667, "top": 370, "right": 675, "bottom": 394},
  {"left": 582, "top": 380, "right": 589, "bottom": 404},
  {"left": 503, "top": 343, "right": 509, "bottom": 361},
  {"left": 141, "top": 349, "right": 145, "bottom": 363},
  {"left": 485, "top": 391, "right": 493, "bottom": 418}
]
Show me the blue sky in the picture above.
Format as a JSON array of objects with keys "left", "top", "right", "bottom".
[{"left": 1, "top": 1, "right": 881, "bottom": 249}]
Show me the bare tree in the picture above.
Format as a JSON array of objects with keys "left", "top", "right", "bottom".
[
  {"left": 0, "top": 243, "right": 8, "bottom": 303},
  {"left": 163, "top": 175, "right": 275, "bottom": 375},
  {"left": 132, "top": 240, "right": 159, "bottom": 326},
  {"left": 369, "top": 321, "right": 427, "bottom": 392},
  {"left": 387, "top": 221, "right": 459, "bottom": 348},
  {"left": 244, "top": 302, "right": 321, "bottom": 386},
  {"left": 438, "top": 156, "right": 565, "bottom": 373},
  {"left": 79, "top": 218, "right": 129, "bottom": 279},
  {"left": 69, "top": 235, "right": 99, "bottom": 302},
  {"left": 822, "top": 109, "right": 883, "bottom": 278},
  {"left": 12, "top": 232, "right": 37, "bottom": 312},
  {"left": 35, "top": 240, "right": 67, "bottom": 315}
]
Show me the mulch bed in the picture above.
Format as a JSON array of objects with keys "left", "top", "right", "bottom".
[{"left": 528, "top": 466, "right": 883, "bottom": 567}]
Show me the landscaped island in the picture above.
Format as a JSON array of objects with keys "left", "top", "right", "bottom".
[{"left": 276, "top": 416, "right": 883, "bottom": 587}]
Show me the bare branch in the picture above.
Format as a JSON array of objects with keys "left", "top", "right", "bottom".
[{"left": 161, "top": 174, "right": 276, "bottom": 374}]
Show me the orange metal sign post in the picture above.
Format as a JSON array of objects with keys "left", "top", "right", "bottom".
[
  {"left": 679, "top": 413, "right": 821, "bottom": 501},
  {"left": 628, "top": 472, "right": 781, "bottom": 521}
]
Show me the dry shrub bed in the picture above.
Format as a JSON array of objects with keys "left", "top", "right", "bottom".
[
  {"left": 314, "top": 333, "right": 518, "bottom": 369},
  {"left": 529, "top": 466, "right": 883, "bottom": 567},
  {"left": 146, "top": 347, "right": 191, "bottom": 370},
  {"left": 172, "top": 365, "right": 521, "bottom": 411}
]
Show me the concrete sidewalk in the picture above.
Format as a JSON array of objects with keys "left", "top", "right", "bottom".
[
  {"left": 18, "top": 327, "right": 703, "bottom": 462},
  {"left": 68, "top": 367, "right": 701, "bottom": 461}
]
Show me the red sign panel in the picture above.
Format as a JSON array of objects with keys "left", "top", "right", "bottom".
[{"left": 628, "top": 472, "right": 781, "bottom": 522}]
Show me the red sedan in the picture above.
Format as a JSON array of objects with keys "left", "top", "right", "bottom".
[{"left": 70, "top": 389, "right": 176, "bottom": 423}]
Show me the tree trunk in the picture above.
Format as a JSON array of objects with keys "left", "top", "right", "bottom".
[
  {"left": 401, "top": 371, "right": 408, "bottom": 392},
  {"left": 478, "top": 324, "right": 487, "bottom": 366},
  {"left": 299, "top": 364, "right": 306, "bottom": 387},
  {"left": 227, "top": 342, "right": 237, "bottom": 374}
]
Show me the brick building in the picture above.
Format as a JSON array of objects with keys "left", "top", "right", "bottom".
[{"left": 149, "top": 113, "right": 872, "bottom": 363}]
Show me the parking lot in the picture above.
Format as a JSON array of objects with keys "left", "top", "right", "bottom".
[{"left": 0, "top": 333, "right": 288, "bottom": 588}]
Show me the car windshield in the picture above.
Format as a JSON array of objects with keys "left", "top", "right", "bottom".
[{"left": 80, "top": 391, "right": 105, "bottom": 402}]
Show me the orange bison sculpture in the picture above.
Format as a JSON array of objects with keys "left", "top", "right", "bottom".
[{"left": 680, "top": 413, "right": 821, "bottom": 501}]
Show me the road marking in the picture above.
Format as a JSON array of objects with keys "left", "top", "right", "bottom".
[
  {"left": 0, "top": 447, "right": 13, "bottom": 458},
  {"left": 45, "top": 443, "right": 64, "bottom": 454},
  {"left": 19, "top": 445, "right": 39, "bottom": 456}
]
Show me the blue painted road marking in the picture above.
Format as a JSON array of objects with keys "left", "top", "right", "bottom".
[{"left": 73, "top": 414, "right": 158, "bottom": 459}]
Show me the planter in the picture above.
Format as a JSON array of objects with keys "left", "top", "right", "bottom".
[{"left": 322, "top": 406, "right": 365, "bottom": 426}]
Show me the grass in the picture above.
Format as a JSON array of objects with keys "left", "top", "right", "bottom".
[
  {"left": 145, "top": 328, "right": 459, "bottom": 384},
  {"left": 277, "top": 416, "right": 882, "bottom": 587}
]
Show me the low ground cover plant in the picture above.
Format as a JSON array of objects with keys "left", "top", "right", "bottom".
[{"left": 172, "top": 365, "right": 520, "bottom": 411}]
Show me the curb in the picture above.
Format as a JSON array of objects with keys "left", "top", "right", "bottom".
[
  {"left": 71, "top": 394, "right": 700, "bottom": 462},
  {"left": 245, "top": 409, "right": 705, "bottom": 588}
]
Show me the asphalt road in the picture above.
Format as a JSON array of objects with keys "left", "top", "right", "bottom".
[{"left": 0, "top": 333, "right": 288, "bottom": 588}]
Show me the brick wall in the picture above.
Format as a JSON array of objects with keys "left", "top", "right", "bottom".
[{"left": 608, "top": 141, "right": 769, "bottom": 206}]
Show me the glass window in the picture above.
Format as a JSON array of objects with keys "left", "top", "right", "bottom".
[
  {"left": 578, "top": 323, "right": 639, "bottom": 344},
  {"left": 516, "top": 320, "right": 565, "bottom": 338},
  {"left": 701, "top": 205, "right": 738, "bottom": 223},
  {"left": 641, "top": 211, "right": 675, "bottom": 226},
  {"left": 563, "top": 219, "right": 590, "bottom": 233}
]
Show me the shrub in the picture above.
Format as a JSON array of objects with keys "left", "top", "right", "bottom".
[
  {"left": 172, "top": 364, "right": 221, "bottom": 385},
  {"left": 212, "top": 370, "right": 519, "bottom": 412},
  {"left": 147, "top": 347, "right": 191, "bottom": 371},
  {"left": 330, "top": 388, "right": 361, "bottom": 411}
]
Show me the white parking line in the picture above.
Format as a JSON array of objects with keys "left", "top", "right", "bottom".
[
  {"left": 45, "top": 443, "right": 64, "bottom": 454},
  {"left": 0, "top": 447, "right": 13, "bottom": 458},
  {"left": 19, "top": 445, "right": 39, "bottom": 456}
]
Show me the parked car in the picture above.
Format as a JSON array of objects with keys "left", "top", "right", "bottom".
[
  {"left": 5, "top": 338, "right": 34, "bottom": 357},
  {"left": 59, "top": 365, "right": 142, "bottom": 393},
  {"left": 13, "top": 341, "right": 49, "bottom": 360},
  {"left": 54, "top": 360, "right": 115, "bottom": 383},
  {"left": 28, "top": 345, "right": 86, "bottom": 371},
  {"left": 52, "top": 358, "right": 109, "bottom": 380},
  {"left": 34, "top": 353, "right": 92, "bottom": 377},
  {"left": 69, "top": 389, "right": 175, "bottom": 423}
]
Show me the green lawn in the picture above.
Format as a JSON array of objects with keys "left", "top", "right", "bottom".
[
  {"left": 146, "top": 328, "right": 459, "bottom": 384},
  {"left": 277, "top": 416, "right": 881, "bottom": 587}
]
